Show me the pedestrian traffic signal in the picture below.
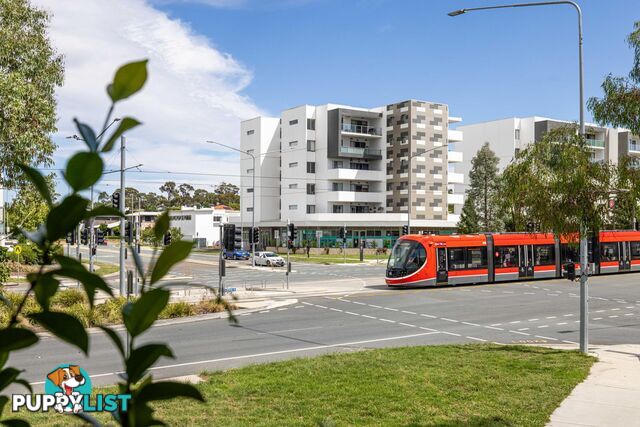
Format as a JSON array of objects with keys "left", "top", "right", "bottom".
[
  {"left": 112, "top": 191, "right": 120, "bottom": 209},
  {"left": 252, "top": 227, "right": 260, "bottom": 245},
  {"left": 163, "top": 231, "right": 172, "bottom": 246},
  {"left": 338, "top": 226, "right": 346, "bottom": 239},
  {"left": 287, "top": 223, "right": 297, "bottom": 240},
  {"left": 66, "top": 229, "right": 76, "bottom": 245},
  {"left": 565, "top": 263, "right": 576, "bottom": 281},
  {"left": 80, "top": 228, "right": 89, "bottom": 245},
  {"left": 234, "top": 227, "right": 242, "bottom": 250},
  {"left": 125, "top": 221, "right": 133, "bottom": 243},
  {"left": 96, "top": 230, "right": 105, "bottom": 245},
  {"left": 402, "top": 225, "right": 409, "bottom": 236},
  {"left": 223, "top": 224, "right": 235, "bottom": 251}
]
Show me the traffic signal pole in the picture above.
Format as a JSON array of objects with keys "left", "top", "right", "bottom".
[
  {"left": 89, "top": 185, "right": 94, "bottom": 273},
  {"left": 119, "top": 136, "right": 126, "bottom": 296}
]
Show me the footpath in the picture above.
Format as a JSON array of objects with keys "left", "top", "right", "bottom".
[{"left": 547, "top": 344, "right": 640, "bottom": 427}]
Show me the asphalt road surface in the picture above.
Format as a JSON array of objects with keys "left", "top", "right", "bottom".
[{"left": 10, "top": 270, "right": 640, "bottom": 391}]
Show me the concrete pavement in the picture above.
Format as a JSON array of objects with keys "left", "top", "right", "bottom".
[{"left": 548, "top": 344, "right": 640, "bottom": 427}]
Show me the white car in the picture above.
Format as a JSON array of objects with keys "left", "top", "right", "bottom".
[{"left": 254, "top": 251, "right": 286, "bottom": 267}]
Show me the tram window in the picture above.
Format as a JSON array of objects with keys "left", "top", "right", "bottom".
[
  {"left": 561, "top": 244, "right": 579, "bottom": 263},
  {"left": 495, "top": 246, "right": 518, "bottom": 268},
  {"left": 405, "top": 244, "right": 427, "bottom": 274},
  {"left": 534, "top": 245, "right": 555, "bottom": 266},
  {"left": 466, "top": 247, "right": 487, "bottom": 269},
  {"left": 631, "top": 242, "right": 640, "bottom": 260},
  {"left": 447, "top": 248, "right": 466, "bottom": 270},
  {"left": 600, "top": 243, "right": 619, "bottom": 261}
]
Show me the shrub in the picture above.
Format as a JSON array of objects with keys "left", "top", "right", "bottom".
[
  {"left": 51, "top": 289, "right": 87, "bottom": 306},
  {"left": 0, "top": 263, "right": 10, "bottom": 284},
  {"left": 92, "top": 297, "right": 127, "bottom": 325},
  {"left": 0, "top": 247, "right": 7, "bottom": 262},
  {"left": 160, "top": 301, "right": 194, "bottom": 319}
]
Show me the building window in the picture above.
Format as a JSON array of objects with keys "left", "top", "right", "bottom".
[
  {"left": 448, "top": 204, "right": 454, "bottom": 214},
  {"left": 289, "top": 204, "right": 298, "bottom": 210},
  {"left": 514, "top": 129, "right": 520, "bottom": 140},
  {"left": 307, "top": 183, "right": 315, "bottom": 195},
  {"left": 246, "top": 129, "right": 254, "bottom": 135},
  {"left": 333, "top": 205, "right": 343, "bottom": 213},
  {"left": 289, "top": 183, "right": 298, "bottom": 189},
  {"left": 289, "top": 140, "right": 298, "bottom": 148},
  {"left": 213, "top": 215, "right": 222, "bottom": 222},
  {"left": 247, "top": 207, "right": 253, "bottom": 212},
  {"left": 247, "top": 168, "right": 254, "bottom": 174},
  {"left": 495, "top": 246, "right": 518, "bottom": 268},
  {"left": 332, "top": 182, "right": 343, "bottom": 191},
  {"left": 306, "top": 205, "right": 316, "bottom": 214},
  {"left": 289, "top": 162, "right": 298, "bottom": 168},
  {"left": 307, "top": 140, "right": 316, "bottom": 152},
  {"left": 332, "top": 160, "right": 343, "bottom": 169},
  {"left": 247, "top": 188, "right": 254, "bottom": 193},
  {"left": 307, "top": 118, "right": 315, "bottom": 130},
  {"left": 307, "top": 162, "right": 316, "bottom": 173},
  {"left": 289, "top": 119, "right": 298, "bottom": 125}
]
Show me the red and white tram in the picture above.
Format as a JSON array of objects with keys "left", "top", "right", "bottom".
[{"left": 385, "top": 230, "right": 640, "bottom": 287}]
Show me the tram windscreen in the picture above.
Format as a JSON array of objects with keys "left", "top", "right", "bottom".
[{"left": 387, "top": 240, "right": 427, "bottom": 275}]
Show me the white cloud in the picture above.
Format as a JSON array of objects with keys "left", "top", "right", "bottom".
[{"left": 33, "top": 0, "right": 264, "bottom": 194}]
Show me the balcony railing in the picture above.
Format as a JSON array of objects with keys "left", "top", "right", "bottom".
[
  {"left": 585, "top": 137, "right": 605, "bottom": 148},
  {"left": 341, "top": 123, "right": 382, "bottom": 136},
  {"left": 339, "top": 146, "right": 382, "bottom": 156}
]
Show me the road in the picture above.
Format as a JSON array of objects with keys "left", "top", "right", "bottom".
[{"left": 9, "top": 270, "right": 640, "bottom": 391}]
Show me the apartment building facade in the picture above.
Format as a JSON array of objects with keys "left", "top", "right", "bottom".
[{"left": 238, "top": 100, "right": 464, "bottom": 248}]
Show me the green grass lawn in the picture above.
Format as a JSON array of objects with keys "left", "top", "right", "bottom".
[{"left": 18, "top": 344, "right": 593, "bottom": 426}]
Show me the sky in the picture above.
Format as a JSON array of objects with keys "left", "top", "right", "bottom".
[{"left": 28, "top": 0, "right": 640, "bottom": 199}]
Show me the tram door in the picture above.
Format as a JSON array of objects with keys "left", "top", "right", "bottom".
[
  {"left": 436, "top": 248, "right": 448, "bottom": 284},
  {"left": 619, "top": 241, "right": 631, "bottom": 271},
  {"left": 518, "top": 245, "right": 535, "bottom": 279}
]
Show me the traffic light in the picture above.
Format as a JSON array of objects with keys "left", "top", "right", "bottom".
[
  {"left": 565, "top": 263, "right": 576, "bottom": 281},
  {"left": 223, "top": 224, "right": 235, "bottom": 251},
  {"left": 112, "top": 191, "right": 120, "bottom": 209},
  {"left": 125, "top": 221, "right": 133, "bottom": 243},
  {"left": 402, "top": 224, "right": 409, "bottom": 236},
  {"left": 80, "top": 228, "right": 89, "bottom": 245},
  {"left": 234, "top": 227, "right": 242, "bottom": 250},
  {"left": 163, "top": 231, "right": 172, "bottom": 246},
  {"left": 252, "top": 227, "right": 260, "bottom": 245},
  {"left": 96, "top": 230, "right": 104, "bottom": 245},
  {"left": 66, "top": 229, "right": 76, "bottom": 245},
  {"left": 287, "top": 223, "right": 297, "bottom": 240},
  {"left": 338, "top": 226, "right": 347, "bottom": 240}
]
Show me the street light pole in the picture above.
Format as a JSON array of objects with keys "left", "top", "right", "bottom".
[
  {"left": 207, "top": 140, "right": 257, "bottom": 267},
  {"left": 448, "top": 0, "right": 587, "bottom": 352},
  {"left": 119, "top": 136, "right": 126, "bottom": 297}
]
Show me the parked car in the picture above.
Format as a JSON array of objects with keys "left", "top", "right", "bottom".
[
  {"left": 253, "top": 251, "right": 285, "bottom": 267},
  {"left": 223, "top": 248, "right": 250, "bottom": 260}
]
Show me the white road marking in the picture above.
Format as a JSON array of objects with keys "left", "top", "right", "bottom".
[
  {"left": 352, "top": 301, "right": 366, "bottom": 305},
  {"left": 611, "top": 308, "right": 620, "bottom": 311},
  {"left": 384, "top": 307, "right": 399, "bottom": 312},
  {"left": 259, "top": 310, "right": 270, "bottom": 313},
  {"left": 485, "top": 326, "right": 504, "bottom": 331},
  {"left": 344, "top": 311, "right": 360, "bottom": 316},
  {"left": 557, "top": 322, "right": 568, "bottom": 326},
  {"left": 546, "top": 316, "right": 557, "bottom": 319},
  {"left": 277, "top": 308, "right": 288, "bottom": 311},
  {"left": 536, "top": 335, "right": 558, "bottom": 341},
  {"left": 595, "top": 310, "right": 605, "bottom": 313},
  {"left": 528, "top": 318, "right": 539, "bottom": 322},
  {"left": 361, "top": 315, "right": 377, "bottom": 320},
  {"left": 462, "top": 322, "right": 480, "bottom": 327},
  {"left": 517, "top": 328, "right": 529, "bottom": 331},
  {"left": 315, "top": 305, "right": 327, "bottom": 309},
  {"left": 466, "top": 336, "right": 487, "bottom": 342},
  {"left": 419, "top": 326, "right": 438, "bottom": 332},
  {"left": 369, "top": 304, "right": 382, "bottom": 308},
  {"left": 490, "top": 323, "right": 502, "bottom": 326},
  {"left": 624, "top": 313, "right": 633, "bottom": 316},
  {"left": 295, "top": 305, "right": 304, "bottom": 308},
  {"left": 593, "top": 317, "right": 603, "bottom": 320},
  {"left": 563, "top": 314, "right": 574, "bottom": 317},
  {"left": 379, "top": 318, "right": 396, "bottom": 323},
  {"left": 420, "top": 314, "right": 436, "bottom": 319},
  {"left": 399, "top": 322, "right": 416, "bottom": 328},
  {"left": 509, "top": 321, "right": 521, "bottom": 324},
  {"left": 509, "top": 330, "right": 530, "bottom": 336},
  {"left": 441, "top": 331, "right": 461, "bottom": 337},
  {"left": 609, "top": 315, "right": 619, "bottom": 318},
  {"left": 257, "top": 327, "right": 322, "bottom": 335},
  {"left": 402, "top": 310, "right": 417, "bottom": 315},
  {"left": 524, "top": 292, "right": 536, "bottom": 295},
  {"left": 441, "top": 318, "right": 458, "bottom": 323},
  {"left": 538, "top": 325, "right": 549, "bottom": 329}
]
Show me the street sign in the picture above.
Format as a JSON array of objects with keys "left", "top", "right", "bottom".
[
  {"left": 226, "top": 287, "right": 237, "bottom": 293},
  {"left": 14, "top": 245, "right": 22, "bottom": 255}
]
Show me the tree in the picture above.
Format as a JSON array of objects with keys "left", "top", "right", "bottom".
[
  {"left": 97, "top": 190, "right": 110, "bottom": 206},
  {"left": 214, "top": 181, "right": 240, "bottom": 209},
  {"left": 159, "top": 181, "right": 178, "bottom": 203},
  {"left": 6, "top": 173, "right": 56, "bottom": 234},
  {"left": 177, "top": 183, "right": 194, "bottom": 206},
  {"left": 608, "top": 155, "right": 640, "bottom": 229},
  {"left": 459, "top": 143, "right": 502, "bottom": 232},
  {"left": 0, "top": 0, "right": 64, "bottom": 186},
  {"left": 588, "top": 21, "right": 640, "bottom": 135}
]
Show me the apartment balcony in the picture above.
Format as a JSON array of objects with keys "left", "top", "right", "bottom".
[
  {"left": 628, "top": 142, "right": 640, "bottom": 154},
  {"left": 585, "top": 137, "right": 605, "bottom": 149},
  {"left": 341, "top": 123, "right": 382, "bottom": 138},
  {"left": 447, "top": 213, "right": 461, "bottom": 223},
  {"left": 448, "top": 193, "right": 464, "bottom": 204},
  {"left": 339, "top": 146, "right": 383, "bottom": 160},
  {"left": 326, "top": 168, "right": 383, "bottom": 181},
  {"left": 448, "top": 151, "right": 463, "bottom": 163},
  {"left": 448, "top": 172, "right": 464, "bottom": 184},
  {"left": 327, "top": 191, "right": 383, "bottom": 203},
  {"left": 448, "top": 130, "right": 463, "bottom": 142}
]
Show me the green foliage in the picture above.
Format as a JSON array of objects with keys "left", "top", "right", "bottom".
[
  {"left": 498, "top": 127, "right": 613, "bottom": 237},
  {"left": 169, "top": 226, "right": 183, "bottom": 242},
  {"left": 458, "top": 196, "right": 481, "bottom": 234},
  {"left": 0, "top": 263, "right": 9, "bottom": 284},
  {"left": 6, "top": 174, "right": 57, "bottom": 234},
  {"left": 608, "top": 155, "right": 640, "bottom": 229},
  {"left": 588, "top": 21, "right": 640, "bottom": 135},
  {"left": 0, "top": 0, "right": 64, "bottom": 187}
]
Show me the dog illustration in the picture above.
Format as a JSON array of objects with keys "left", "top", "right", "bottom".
[{"left": 47, "top": 365, "right": 86, "bottom": 413}]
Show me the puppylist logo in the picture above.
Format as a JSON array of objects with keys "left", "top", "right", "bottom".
[{"left": 12, "top": 364, "right": 131, "bottom": 414}]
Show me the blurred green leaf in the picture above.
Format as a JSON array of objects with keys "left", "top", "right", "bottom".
[
  {"left": 136, "top": 381, "right": 204, "bottom": 403},
  {"left": 21, "top": 224, "right": 47, "bottom": 247},
  {"left": 65, "top": 152, "right": 103, "bottom": 192},
  {"left": 85, "top": 205, "right": 124, "bottom": 219},
  {"left": 17, "top": 164, "right": 52, "bottom": 206},
  {"left": 0, "top": 395, "right": 8, "bottom": 417},
  {"left": 123, "top": 288, "right": 169, "bottom": 337},
  {"left": 73, "top": 119, "right": 99, "bottom": 152},
  {"left": 154, "top": 212, "right": 170, "bottom": 241},
  {"left": 34, "top": 273, "right": 60, "bottom": 310},
  {"left": 46, "top": 195, "right": 88, "bottom": 241},
  {"left": 150, "top": 241, "right": 192, "bottom": 285},
  {"left": 98, "top": 326, "right": 125, "bottom": 359},
  {"left": 29, "top": 312, "right": 89, "bottom": 354},
  {"left": 108, "top": 60, "right": 148, "bottom": 102},
  {"left": 0, "top": 329, "right": 38, "bottom": 353},
  {"left": 50, "top": 266, "right": 113, "bottom": 307},
  {"left": 126, "top": 344, "right": 174, "bottom": 384},
  {"left": 102, "top": 117, "right": 141, "bottom": 152},
  {"left": 0, "top": 418, "right": 30, "bottom": 427},
  {"left": 0, "top": 368, "right": 21, "bottom": 392}
]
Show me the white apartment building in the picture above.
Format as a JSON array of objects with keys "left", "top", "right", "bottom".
[
  {"left": 168, "top": 206, "right": 240, "bottom": 247},
  {"left": 239, "top": 100, "right": 465, "bottom": 248}
]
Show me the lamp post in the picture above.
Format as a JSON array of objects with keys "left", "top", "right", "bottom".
[
  {"left": 406, "top": 144, "right": 449, "bottom": 234},
  {"left": 448, "top": 1, "right": 588, "bottom": 353},
  {"left": 207, "top": 140, "right": 256, "bottom": 267}
]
